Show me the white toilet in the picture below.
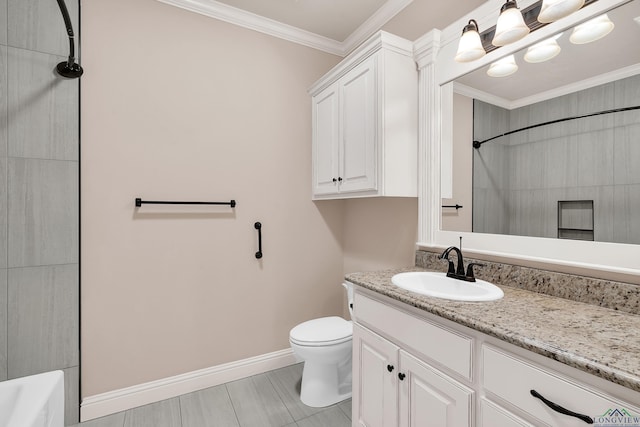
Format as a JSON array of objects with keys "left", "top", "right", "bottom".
[{"left": 289, "top": 282, "right": 354, "bottom": 407}]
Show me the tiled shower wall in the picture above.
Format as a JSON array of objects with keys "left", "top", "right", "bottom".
[
  {"left": 473, "top": 73, "right": 640, "bottom": 243},
  {"left": 1, "top": 0, "right": 80, "bottom": 424}
]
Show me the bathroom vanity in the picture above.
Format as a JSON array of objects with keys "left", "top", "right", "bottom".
[{"left": 347, "top": 266, "right": 640, "bottom": 427}]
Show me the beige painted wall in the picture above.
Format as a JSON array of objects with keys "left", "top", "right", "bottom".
[
  {"left": 79, "top": 0, "right": 471, "bottom": 399},
  {"left": 343, "top": 198, "right": 418, "bottom": 274},
  {"left": 442, "top": 93, "right": 473, "bottom": 232},
  {"left": 80, "top": 0, "right": 348, "bottom": 396}
]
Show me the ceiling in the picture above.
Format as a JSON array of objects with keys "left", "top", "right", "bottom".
[
  {"left": 157, "top": 0, "right": 415, "bottom": 56},
  {"left": 213, "top": 0, "right": 389, "bottom": 42}
]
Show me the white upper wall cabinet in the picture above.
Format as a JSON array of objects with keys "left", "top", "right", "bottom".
[{"left": 309, "top": 31, "right": 418, "bottom": 200}]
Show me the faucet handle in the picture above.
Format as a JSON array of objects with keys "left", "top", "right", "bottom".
[
  {"left": 466, "top": 263, "right": 485, "bottom": 280},
  {"left": 440, "top": 257, "right": 456, "bottom": 275}
]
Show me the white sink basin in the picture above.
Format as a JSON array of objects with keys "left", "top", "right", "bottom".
[
  {"left": 391, "top": 271, "right": 504, "bottom": 302},
  {"left": 0, "top": 370, "right": 64, "bottom": 427}
]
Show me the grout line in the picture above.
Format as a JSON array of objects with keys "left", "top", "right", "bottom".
[
  {"left": 4, "top": 268, "right": 7, "bottom": 381},
  {"left": 3, "top": 153, "right": 8, "bottom": 381},
  {"left": 265, "top": 366, "right": 294, "bottom": 420},
  {"left": 223, "top": 383, "right": 242, "bottom": 427},
  {"left": 338, "top": 399, "right": 352, "bottom": 421},
  {"left": 121, "top": 409, "right": 128, "bottom": 427},
  {"left": 177, "top": 393, "right": 184, "bottom": 427},
  {"left": 262, "top": 371, "right": 293, "bottom": 424},
  {"left": 5, "top": 155, "right": 79, "bottom": 163},
  {"left": 6, "top": 262, "right": 79, "bottom": 270}
]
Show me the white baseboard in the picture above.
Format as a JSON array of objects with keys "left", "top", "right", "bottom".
[{"left": 80, "top": 348, "right": 297, "bottom": 422}]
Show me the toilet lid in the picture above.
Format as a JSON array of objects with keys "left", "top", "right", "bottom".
[{"left": 290, "top": 316, "right": 352, "bottom": 346}]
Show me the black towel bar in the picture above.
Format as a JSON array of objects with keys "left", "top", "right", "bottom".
[
  {"left": 135, "top": 198, "right": 236, "bottom": 208},
  {"left": 442, "top": 204, "right": 463, "bottom": 210}
]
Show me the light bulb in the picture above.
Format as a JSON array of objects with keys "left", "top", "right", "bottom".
[
  {"left": 538, "top": 0, "right": 585, "bottom": 23},
  {"left": 570, "top": 14, "right": 615, "bottom": 44},
  {"left": 455, "top": 20, "right": 486, "bottom": 62},
  {"left": 524, "top": 33, "right": 562, "bottom": 63},
  {"left": 487, "top": 55, "right": 518, "bottom": 77},
  {"left": 493, "top": 1, "right": 530, "bottom": 46}
]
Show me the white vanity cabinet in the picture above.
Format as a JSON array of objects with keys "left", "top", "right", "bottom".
[
  {"left": 352, "top": 291, "right": 474, "bottom": 427},
  {"left": 351, "top": 286, "right": 640, "bottom": 427},
  {"left": 309, "top": 31, "right": 417, "bottom": 199}
]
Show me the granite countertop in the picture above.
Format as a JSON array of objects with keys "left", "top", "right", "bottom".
[{"left": 346, "top": 267, "right": 640, "bottom": 393}]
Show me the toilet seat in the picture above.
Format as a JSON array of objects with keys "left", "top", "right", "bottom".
[{"left": 290, "top": 316, "right": 352, "bottom": 347}]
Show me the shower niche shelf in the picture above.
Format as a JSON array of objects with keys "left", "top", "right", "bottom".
[{"left": 557, "top": 200, "right": 594, "bottom": 241}]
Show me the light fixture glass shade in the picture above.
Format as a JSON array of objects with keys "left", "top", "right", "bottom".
[
  {"left": 487, "top": 55, "right": 518, "bottom": 77},
  {"left": 570, "top": 14, "right": 615, "bottom": 44},
  {"left": 524, "top": 33, "right": 562, "bottom": 63},
  {"left": 492, "top": 1, "right": 530, "bottom": 46},
  {"left": 538, "top": 0, "right": 585, "bottom": 23},
  {"left": 455, "top": 20, "right": 486, "bottom": 62}
]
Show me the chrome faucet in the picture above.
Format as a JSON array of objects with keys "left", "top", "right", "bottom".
[{"left": 438, "top": 246, "right": 484, "bottom": 282}]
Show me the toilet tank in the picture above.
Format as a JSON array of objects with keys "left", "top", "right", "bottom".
[{"left": 342, "top": 282, "right": 354, "bottom": 318}]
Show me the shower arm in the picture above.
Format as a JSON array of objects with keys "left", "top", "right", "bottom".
[{"left": 55, "top": 0, "right": 83, "bottom": 78}]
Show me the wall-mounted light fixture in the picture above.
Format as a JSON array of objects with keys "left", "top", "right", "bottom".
[
  {"left": 455, "top": 20, "right": 487, "bottom": 62},
  {"left": 538, "top": 0, "right": 586, "bottom": 23},
  {"left": 455, "top": 0, "right": 606, "bottom": 72},
  {"left": 455, "top": 0, "right": 551, "bottom": 61},
  {"left": 569, "top": 13, "right": 614, "bottom": 43},
  {"left": 524, "top": 33, "right": 563, "bottom": 62},
  {"left": 493, "top": 0, "right": 530, "bottom": 46},
  {"left": 487, "top": 54, "right": 519, "bottom": 77}
]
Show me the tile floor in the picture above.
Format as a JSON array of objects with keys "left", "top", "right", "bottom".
[{"left": 70, "top": 363, "right": 352, "bottom": 427}]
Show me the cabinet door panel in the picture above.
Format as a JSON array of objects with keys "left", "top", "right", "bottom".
[
  {"left": 340, "top": 57, "right": 377, "bottom": 194},
  {"left": 312, "top": 84, "right": 339, "bottom": 195},
  {"left": 399, "top": 351, "right": 473, "bottom": 427},
  {"left": 353, "top": 324, "right": 398, "bottom": 427}
]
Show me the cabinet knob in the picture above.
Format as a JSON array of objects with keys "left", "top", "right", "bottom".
[
  {"left": 332, "top": 178, "right": 337, "bottom": 183},
  {"left": 387, "top": 365, "right": 394, "bottom": 372},
  {"left": 338, "top": 177, "right": 343, "bottom": 182},
  {"left": 398, "top": 373, "right": 406, "bottom": 381}
]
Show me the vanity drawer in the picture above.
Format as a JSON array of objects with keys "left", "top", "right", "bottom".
[
  {"left": 353, "top": 291, "right": 473, "bottom": 380},
  {"left": 482, "top": 345, "right": 640, "bottom": 426}
]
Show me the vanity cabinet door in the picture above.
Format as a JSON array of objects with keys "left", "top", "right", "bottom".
[
  {"left": 398, "top": 350, "right": 474, "bottom": 427},
  {"left": 353, "top": 323, "right": 399, "bottom": 427},
  {"left": 311, "top": 83, "right": 340, "bottom": 196}
]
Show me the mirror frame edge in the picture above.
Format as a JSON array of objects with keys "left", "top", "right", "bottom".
[{"left": 415, "top": 0, "right": 640, "bottom": 283}]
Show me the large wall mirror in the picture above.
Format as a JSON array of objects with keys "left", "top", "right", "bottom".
[{"left": 422, "top": 0, "right": 640, "bottom": 280}]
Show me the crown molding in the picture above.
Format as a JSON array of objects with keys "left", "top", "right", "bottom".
[
  {"left": 453, "top": 63, "right": 640, "bottom": 111},
  {"left": 156, "top": 0, "right": 414, "bottom": 57},
  {"left": 510, "top": 63, "right": 640, "bottom": 109},
  {"left": 341, "top": 0, "right": 415, "bottom": 56}
]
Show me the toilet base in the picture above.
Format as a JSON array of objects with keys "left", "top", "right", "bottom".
[{"left": 300, "top": 356, "right": 352, "bottom": 408}]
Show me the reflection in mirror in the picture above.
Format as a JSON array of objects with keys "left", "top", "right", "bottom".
[{"left": 443, "top": 0, "right": 640, "bottom": 245}]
